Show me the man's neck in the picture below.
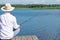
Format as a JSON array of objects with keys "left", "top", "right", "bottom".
[{"left": 5, "top": 11, "right": 10, "bottom": 13}]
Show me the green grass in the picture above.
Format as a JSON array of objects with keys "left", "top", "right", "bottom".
[
  {"left": 15, "top": 7, "right": 60, "bottom": 10},
  {"left": 1, "top": 4, "right": 60, "bottom": 10}
]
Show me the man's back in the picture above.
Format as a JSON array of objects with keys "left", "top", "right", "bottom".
[{"left": 0, "top": 13, "right": 18, "bottom": 39}]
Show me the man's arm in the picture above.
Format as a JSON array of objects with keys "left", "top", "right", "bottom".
[{"left": 13, "top": 17, "right": 20, "bottom": 30}]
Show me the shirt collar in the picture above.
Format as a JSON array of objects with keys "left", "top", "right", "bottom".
[{"left": 5, "top": 13, "right": 11, "bottom": 14}]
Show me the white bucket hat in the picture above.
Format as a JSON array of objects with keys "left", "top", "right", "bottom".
[{"left": 1, "top": 3, "right": 15, "bottom": 11}]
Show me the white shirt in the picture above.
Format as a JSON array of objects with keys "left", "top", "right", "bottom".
[{"left": 0, "top": 13, "right": 19, "bottom": 39}]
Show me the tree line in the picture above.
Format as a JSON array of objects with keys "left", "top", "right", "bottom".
[{"left": 0, "top": 4, "right": 60, "bottom": 9}]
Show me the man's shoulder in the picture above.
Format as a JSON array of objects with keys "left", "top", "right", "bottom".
[
  {"left": 11, "top": 15, "right": 16, "bottom": 19},
  {"left": 11, "top": 15, "right": 16, "bottom": 18}
]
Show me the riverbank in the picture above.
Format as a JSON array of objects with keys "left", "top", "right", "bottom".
[
  {"left": 1, "top": 4, "right": 60, "bottom": 10},
  {"left": 12, "top": 4, "right": 60, "bottom": 10},
  {"left": 15, "top": 8, "right": 60, "bottom": 10}
]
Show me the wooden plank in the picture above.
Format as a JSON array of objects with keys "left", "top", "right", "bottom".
[
  {"left": 12, "top": 35, "right": 39, "bottom": 40},
  {"left": 21, "top": 36, "right": 27, "bottom": 40},
  {"left": 15, "top": 36, "right": 22, "bottom": 40},
  {"left": 25, "top": 36, "right": 33, "bottom": 40},
  {"left": 32, "top": 35, "right": 39, "bottom": 40}
]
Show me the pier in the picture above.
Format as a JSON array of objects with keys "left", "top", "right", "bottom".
[{"left": 12, "top": 35, "right": 39, "bottom": 40}]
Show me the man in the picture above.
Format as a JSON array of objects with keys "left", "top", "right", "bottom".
[{"left": 0, "top": 3, "right": 20, "bottom": 40}]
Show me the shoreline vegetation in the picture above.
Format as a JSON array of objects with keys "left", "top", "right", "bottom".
[{"left": 0, "top": 4, "right": 60, "bottom": 10}]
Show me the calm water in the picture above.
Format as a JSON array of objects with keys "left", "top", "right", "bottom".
[{"left": 0, "top": 10, "right": 60, "bottom": 40}]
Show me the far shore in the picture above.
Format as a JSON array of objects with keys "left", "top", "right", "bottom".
[
  {"left": 15, "top": 8, "right": 60, "bottom": 10},
  {"left": 1, "top": 4, "right": 60, "bottom": 10}
]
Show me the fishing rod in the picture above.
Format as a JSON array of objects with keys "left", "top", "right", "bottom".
[
  {"left": 20, "top": 16, "right": 36, "bottom": 26},
  {"left": 13, "top": 16, "right": 36, "bottom": 31}
]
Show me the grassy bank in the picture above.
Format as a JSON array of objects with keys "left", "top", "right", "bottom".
[{"left": 0, "top": 4, "right": 60, "bottom": 9}]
